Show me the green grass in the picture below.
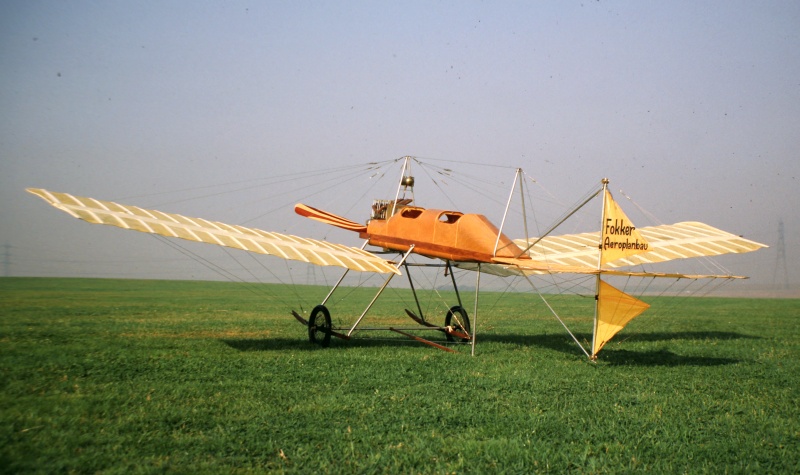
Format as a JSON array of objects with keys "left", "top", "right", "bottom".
[{"left": 1, "top": 277, "right": 798, "bottom": 473}]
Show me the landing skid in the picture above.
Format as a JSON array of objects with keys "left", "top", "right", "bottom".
[{"left": 404, "top": 309, "right": 470, "bottom": 341}]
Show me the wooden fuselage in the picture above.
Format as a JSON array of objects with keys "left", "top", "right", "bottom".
[{"left": 360, "top": 206, "right": 526, "bottom": 262}]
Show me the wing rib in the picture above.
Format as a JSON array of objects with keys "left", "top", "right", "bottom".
[
  {"left": 513, "top": 221, "right": 766, "bottom": 269},
  {"left": 28, "top": 188, "right": 398, "bottom": 275}
]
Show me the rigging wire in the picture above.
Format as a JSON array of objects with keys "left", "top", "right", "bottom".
[
  {"left": 163, "top": 159, "right": 403, "bottom": 318},
  {"left": 413, "top": 156, "right": 520, "bottom": 170},
  {"left": 618, "top": 189, "right": 663, "bottom": 225},
  {"left": 150, "top": 235, "right": 271, "bottom": 298},
  {"left": 241, "top": 160, "right": 400, "bottom": 226},
  {"left": 413, "top": 162, "right": 461, "bottom": 210},
  {"left": 413, "top": 159, "right": 515, "bottom": 210},
  {"left": 522, "top": 273, "right": 592, "bottom": 358},
  {"left": 617, "top": 188, "right": 734, "bottom": 277},
  {"left": 117, "top": 156, "right": 750, "bottom": 354},
  {"left": 115, "top": 159, "right": 398, "bottom": 205}
]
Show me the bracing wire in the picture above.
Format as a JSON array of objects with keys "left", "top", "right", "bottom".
[
  {"left": 413, "top": 159, "right": 515, "bottom": 211},
  {"left": 522, "top": 273, "right": 592, "bottom": 358},
  {"left": 151, "top": 235, "right": 273, "bottom": 299},
  {"left": 129, "top": 155, "right": 749, "bottom": 353},
  {"left": 116, "top": 160, "right": 398, "bottom": 205},
  {"left": 617, "top": 188, "right": 735, "bottom": 277},
  {"left": 242, "top": 160, "right": 401, "bottom": 226}
]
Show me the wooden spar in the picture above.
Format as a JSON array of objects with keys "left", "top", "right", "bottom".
[
  {"left": 404, "top": 309, "right": 470, "bottom": 340},
  {"left": 591, "top": 179, "right": 610, "bottom": 360},
  {"left": 389, "top": 328, "right": 456, "bottom": 353}
]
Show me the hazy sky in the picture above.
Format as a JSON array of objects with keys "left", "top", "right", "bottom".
[{"left": 1, "top": 1, "right": 798, "bottom": 291}]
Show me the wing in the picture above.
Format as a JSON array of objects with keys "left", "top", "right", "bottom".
[
  {"left": 27, "top": 188, "right": 400, "bottom": 275},
  {"left": 513, "top": 221, "right": 767, "bottom": 269},
  {"left": 455, "top": 259, "right": 598, "bottom": 277}
]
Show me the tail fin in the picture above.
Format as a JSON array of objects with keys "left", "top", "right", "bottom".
[{"left": 295, "top": 203, "right": 367, "bottom": 233}]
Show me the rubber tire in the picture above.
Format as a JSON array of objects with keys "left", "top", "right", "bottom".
[
  {"left": 308, "top": 305, "right": 332, "bottom": 348},
  {"left": 445, "top": 305, "right": 471, "bottom": 342}
]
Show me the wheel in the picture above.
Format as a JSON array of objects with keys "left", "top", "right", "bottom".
[
  {"left": 308, "top": 305, "right": 332, "bottom": 347},
  {"left": 444, "top": 305, "right": 471, "bottom": 342}
]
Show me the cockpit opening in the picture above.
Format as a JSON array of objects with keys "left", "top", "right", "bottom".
[
  {"left": 400, "top": 207, "right": 424, "bottom": 219},
  {"left": 438, "top": 211, "right": 463, "bottom": 224}
]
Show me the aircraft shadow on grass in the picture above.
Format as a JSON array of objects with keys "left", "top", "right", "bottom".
[
  {"left": 221, "top": 330, "right": 757, "bottom": 366},
  {"left": 505, "top": 331, "right": 756, "bottom": 366}
]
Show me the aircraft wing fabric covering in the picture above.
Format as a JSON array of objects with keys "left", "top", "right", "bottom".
[
  {"left": 488, "top": 257, "right": 599, "bottom": 275},
  {"left": 592, "top": 280, "right": 650, "bottom": 357},
  {"left": 514, "top": 222, "right": 766, "bottom": 269},
  {"left": 461, "top": 261, "right": 749, "bottom": 279},
  {"left": 28, "top": 188, "right": 400, "bottom": 275}
]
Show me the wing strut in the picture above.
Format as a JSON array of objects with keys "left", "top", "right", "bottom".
[
  {"left": 347, "top": 245, "right": 415, "bottom": 336},
  {"left": 516, "top": 184, "right": 604, "bottom": 258},
  {"left": 470, "top": 263, "right": 481, "bottom": 356},
  {"left": 494, "top": 168, "right": 522, "bottom": 257},
  {"left": 319, "top": 240, "right": 371, "bottom": 307},
  {"left": 591, "top": 180, "right": 611, "bottom": 359}
]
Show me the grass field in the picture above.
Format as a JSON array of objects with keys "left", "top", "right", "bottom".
[{"left": 1, "top": 277, "right": 798, "bottom": 473}]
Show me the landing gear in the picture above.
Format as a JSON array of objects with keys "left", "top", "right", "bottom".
[
  {"left": 294, "top": 253, "right": 476, "bottom": 351},
  {"left": 445, "top": 305, "right": 470, "bottom": 342},
  {"left": 308, "top": 305, "right": 332, "bottom": 347}
]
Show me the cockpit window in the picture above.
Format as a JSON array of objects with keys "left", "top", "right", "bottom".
[
  {"left": 438, "top": 212, "right": 463, "bottom": 224},
  {"left": 400, "top": 208, "right": 423, "bottom": 219}
]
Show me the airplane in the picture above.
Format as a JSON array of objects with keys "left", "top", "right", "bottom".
[{"left": 26, "top": 157, "right": 767, "bottom": 359}]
